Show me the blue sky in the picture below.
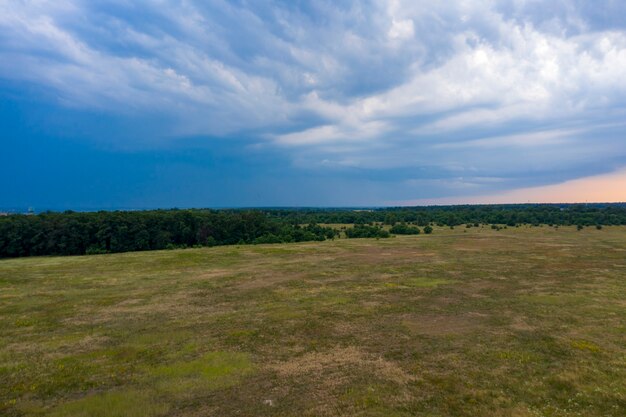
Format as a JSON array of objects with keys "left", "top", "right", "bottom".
[{"left": 1, "top": 0, "right": 626, "bottom": 209}]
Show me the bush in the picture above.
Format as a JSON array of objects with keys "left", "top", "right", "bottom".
[
  {"left": 423, "top": 225, "right": 433, "bottom": 234},
  {"left": 253, "top": 234, "right": 283, "bottom": 244},
  {"left": 345, "top": 225, "right": 390, "bottom": 239},
  {"left": 85, "top": 246, "right": 108, "bottom": 255},
  {"left": 389, "top": 224, "right": 421, "bottom": 235}
]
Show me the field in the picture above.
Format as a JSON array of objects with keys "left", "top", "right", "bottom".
[{"left": 1, "top": 226, "right": 625, "bottom": 416}]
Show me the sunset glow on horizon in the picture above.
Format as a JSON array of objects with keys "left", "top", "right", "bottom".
[{"left": 396, "top": 168, "right": 626, "bottom": 206}]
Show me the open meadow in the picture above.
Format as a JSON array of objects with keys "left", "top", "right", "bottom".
[{"left": 1, "top": 226, "right": 625, "bottom": 416}]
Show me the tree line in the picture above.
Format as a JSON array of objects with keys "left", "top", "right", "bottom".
[
  {"left": 263, "top": 204, "right": 626, "bottom": 227},
  {"left": 1, "top": 204, "right": 625, "bottom": 258},
  {"left": 0, "top": 210, "right": 337, "bottom": 258}
]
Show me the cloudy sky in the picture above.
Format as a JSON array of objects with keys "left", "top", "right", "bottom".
[{"left": 1, "top": 0, "right": 625, "bottom": 209}]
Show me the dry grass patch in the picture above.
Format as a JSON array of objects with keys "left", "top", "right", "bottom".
[{"left": 269, "top": 346, "right": 415, "bottom": 386}]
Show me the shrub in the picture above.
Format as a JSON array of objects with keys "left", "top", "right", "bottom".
[
  {"left": 345, "top": 225, "right": 390, "bottom": 239},
  {"left": 85, "top": 246, "right": 108, "bottom": 255},
  {"left": 389, "top": 224, "right": 421, "bottom": 235},
  {"left": 253, "top": 234, "right": 283, "bottom": 244}
]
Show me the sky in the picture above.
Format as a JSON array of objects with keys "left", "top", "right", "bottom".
[{"left": 1, "top": 0, "right": 625, "bottom": 209}]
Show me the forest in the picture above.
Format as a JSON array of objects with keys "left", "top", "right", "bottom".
[
  {"left": 264, "top": 203, "right": 626, "bottom": 226},
  {"left": 0, "top": 210, "right": 336, "bottom": 258},
  {"left": 1, "top": 204, "right": 625, "bottom": 258}
]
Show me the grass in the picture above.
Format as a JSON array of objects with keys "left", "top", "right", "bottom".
[
  {"left": 1, "top": 225, "right": 625, "bottom": 416},
  {"left": 49, "top": 390, "right": 168, "bottom": 417},
  {"left": 147, "top": 351, "right": 253, "bottom": 396}
]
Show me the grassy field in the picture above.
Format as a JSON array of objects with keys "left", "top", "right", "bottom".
[{"left": 1, "top": 226, "right": 625, "bottom": 416}]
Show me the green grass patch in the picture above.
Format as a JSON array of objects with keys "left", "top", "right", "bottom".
[
  {"left": 570, "top": 339, "right": 601, "bottom": 353},
  {"left": 386, "top": 277, "right": 455, "bottom": 288},
  {"left": 405, "top": 277, "right": 456, "bottom": 287},
  {"left": 49, "top": 390, "right": 169, "bottom": 417},
  {"left": 147, "top": 351, "right": 254, "bottom": 396}
]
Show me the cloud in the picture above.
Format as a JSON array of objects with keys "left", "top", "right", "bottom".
[
  {"left": 432, "top": 128, "right": 579, "bottom": 149},
  {"left": 392, "top": 167, "right": 626, "bottom": 205},
  {"left": 1, "top": 0, "right": 625, "bottom": 203},
  {"left": 388, "top": 19, "right": 414, "bottom": 40}
]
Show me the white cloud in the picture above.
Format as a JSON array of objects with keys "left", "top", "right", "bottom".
[
  {"left": 388, "top": 19, "right": 414, "bottom": 40},
  {"left": 432, "top": 128, "right": 579, "bottom": 149},
  {"left": 274, "top": 121, "right": 387, "bottom": 146}
]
